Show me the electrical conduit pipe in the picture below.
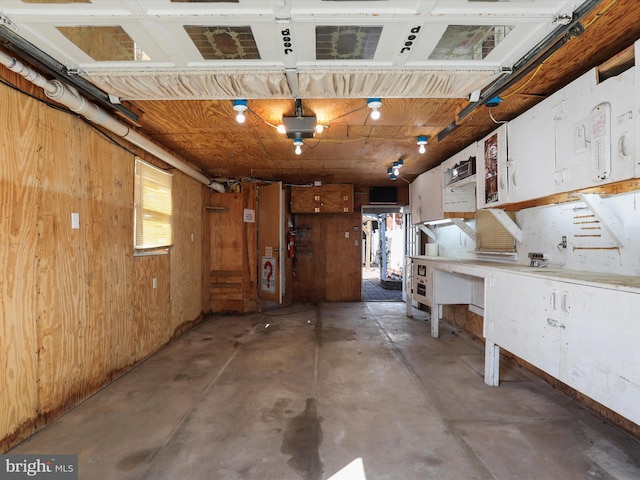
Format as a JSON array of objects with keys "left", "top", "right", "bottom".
[{"left": 0, "top": 51, "right": 225, "bottom": 192}]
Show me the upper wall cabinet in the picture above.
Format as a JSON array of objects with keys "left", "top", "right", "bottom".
[
  {"left": 554, "top": 65, "right": 637, "bottom": 192},
  {"left": 442, "top": 143, "right": 477, "bottom": 215},
  {"left": 506, "top": 89, "right": 561, "bottom": 203},
  {"left": 410, "top": 166, "right": 443, "bottom": 224},
  {"left": 290, "top": 184, "right": 354, "bottom": 214}
]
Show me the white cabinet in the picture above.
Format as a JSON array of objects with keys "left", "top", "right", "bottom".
[
  {"left": 557, "top": 283, "right": 640, "bottom": 426},
  {"left": 507, "top": 92, "right": 560, "bottom": 203},
  {"left": 554, "top": 66, "right": 637, "bottom": 191},
  {"left": 477, "top": 124, "right": 508, "bottom": 208},
  {"left": 442, "top": 143, "right": 477, "bottom": 214},
  {"left": 486, "top": 270, "right": 640, "bottom": 426},
  {"left": 474, "top": 59, "right": 637, "bottom": 208},
  {"left": 409, "top": 172, "right": 425, "bottom": 224},
  {"left": 410, "top": 166, "right": 443, "bottom": 224},
  {"left": 485, "top": 272, "right": 562, "bottom": 378}
]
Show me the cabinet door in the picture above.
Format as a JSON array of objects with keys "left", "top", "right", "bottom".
[
  {"left": 558, "top": 284, "right": 640, "bottom": 426},
  {"left": 419, "top": 167, "right": 443, "bottom": 222},
  {"left": 410, "top": 167, "right": 443, "bottom": 223},
  {"left": 410, "top": 174, "right": 426, "bottom": 224},
  {"left": 290, "top": 184, "right": 353, "bottom": 213},
  {"left": 507, "top": 94, "right": 558, "bottom": 203},
  {"left": 554, "top": 67, "right": 637, "bottom": 192},
  {"left": 553, "top": 70, "right": 593, "bottom": 191},
  {"left": 477, "top": 124, "right": 508, "bottom": 208},
  {"left": 485, "top": 272, "right": 561, "bottom": 377},
  {"left": 319, "top": 184, "right": 353, "bottom": 213}
]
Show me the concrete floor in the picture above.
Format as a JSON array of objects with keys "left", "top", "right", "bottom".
[{"left": 11, "top": 302, "right": 640, "bottom": 480}]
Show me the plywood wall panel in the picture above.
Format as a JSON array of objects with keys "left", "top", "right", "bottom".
[
  {"left": 103, "top": 148, "right": 136, "bottom": 378},
  {"left": 292, "top": 212, "right": 361, "bottom": 302},
  {"left": 1, "top": 73, "right": 208, "bottom": 451},
  {"left": 242, "top": 183, "right": 257, "bottom": 313},
  {"left": 35, "top": 108, "right": 92, "bottom": 422},
  {"left": 209, "top": 193, "right": 244, "bottom": 313},
  {"left": 0, "top": 87, "right": 40, "bottom": 449},
  {"left": 201, "top": 189, "right": 212, "bottom": 315},
  {"left": 325, "top": 214, "right": 362, "bottom": 302},
  {"left": 133, "top": 254, "right": 172, "bottom": 362},
  {"left": 171, "top": 172, "right": 204, "bottom": 333},
  {"left": 207, "top": 183, "right": 257, "bottom": 313}
]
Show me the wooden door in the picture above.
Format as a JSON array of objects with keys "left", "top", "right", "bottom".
[{"left": 257, "top": 182, "right": 284, "bottom": 304}]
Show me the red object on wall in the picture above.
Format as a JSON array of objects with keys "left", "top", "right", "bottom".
[{"left": 288, "top": 233, "right": 295, "bottom": 257}]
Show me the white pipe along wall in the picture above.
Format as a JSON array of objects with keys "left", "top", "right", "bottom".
[{"left": 0, "top": 51, "right": 225, "bottom": 193}]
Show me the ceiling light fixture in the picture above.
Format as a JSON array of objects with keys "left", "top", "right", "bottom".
[
  {"left": 387, "top": 158, "right": 403, "bottom": 180},
  {"left": 293, "top": 135, "right": 304, "bottom": 155},
  {"left": 232, "top": 99, "right": 248, "bottom": 123},
  {"left": 417, "top": 135, "right": 428, "bottom": 154},
  {"left": 367, "top": 98, "right": 382, "bottom": 120}
]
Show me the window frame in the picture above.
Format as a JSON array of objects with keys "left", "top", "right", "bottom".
[{"left": 133, "top": 157, "right": 173, "bottom": 255}]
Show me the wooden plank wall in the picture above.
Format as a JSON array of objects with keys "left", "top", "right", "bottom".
[
  {"left": 292, "top": 213, "right": 362, "bottom": 302},
  {"left": 0, "top": 72, "right": 208, "bottom": 451},
  {"left": 208, "top": 182, "right": 257, "bottom": 313}
]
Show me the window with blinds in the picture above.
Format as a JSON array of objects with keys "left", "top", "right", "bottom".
[
  {"left": 134, "top": 157, "right": 173, "bottom": 251},
  {"left": 475, "top": 209, "right": 516, "bottom": 253}
]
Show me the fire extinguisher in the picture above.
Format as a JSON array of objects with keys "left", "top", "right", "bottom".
[{"left": 287, "top": 232, "right": 295, "bottom": 258}]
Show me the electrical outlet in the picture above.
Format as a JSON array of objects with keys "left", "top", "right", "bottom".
[{"left": 561, "top": 236, "right": 567, "bottom": 248}]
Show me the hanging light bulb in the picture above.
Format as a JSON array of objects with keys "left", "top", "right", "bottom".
[
  {"left": 367, "top": 98, "right": 382, "bottom": 120},
  {"left": 417, "top": 135, "right": 428, "bottom": 154},
  {"left": 315, "top": 124, "right": 324, "bottom": 134},
  {"left": 293, "top": 136, "right": 304, "bottom": 155},
  {"left": 277, "top": 124, "right": 286, "bottom": 134},
  {"left": 232, "top": 99, "right": 248, "bottom": 124}
]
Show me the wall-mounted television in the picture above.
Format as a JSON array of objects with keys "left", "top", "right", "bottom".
[{"left": 369, "top": 186, "right": 398, "bottom": 204}]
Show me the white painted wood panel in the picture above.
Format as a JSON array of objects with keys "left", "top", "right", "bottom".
[
  {"left": 410, "top": 166, "right": 443, "bottom": 224},
  {"left": 507, "top": 91, "right": 560, "bottom": 202},
  {"left": 486, "top": 271, "right": 562, "bottom": 378},
  {"left": 558, "top": 284, "right": 640, "bottom": 425}
]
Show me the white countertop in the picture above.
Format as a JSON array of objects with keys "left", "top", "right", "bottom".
[{"left": 408, "top": 256, "right": 640, "bottom": 292}]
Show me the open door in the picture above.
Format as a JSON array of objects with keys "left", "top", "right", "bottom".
[{"left": 257, "top": 182, "right": 284, "bottom": 304}]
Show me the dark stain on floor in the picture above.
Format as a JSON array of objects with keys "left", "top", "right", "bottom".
[
  {"left": 116, "top": 448, "right": 155, "bottom": 471},
  {"left": 319, "top": 326, "right": 357, "bottom": 344},
  {"left": 281, "top": 397, "right": 324, "bottom": 480}
]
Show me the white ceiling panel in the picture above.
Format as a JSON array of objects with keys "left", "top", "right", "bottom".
[{"left": 0, "top": 0, "right": 587, "bottom": 99}]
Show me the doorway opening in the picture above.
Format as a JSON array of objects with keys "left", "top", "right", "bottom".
[{"left": 362, "top": 206, "right": 404, "bottom": 302}]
